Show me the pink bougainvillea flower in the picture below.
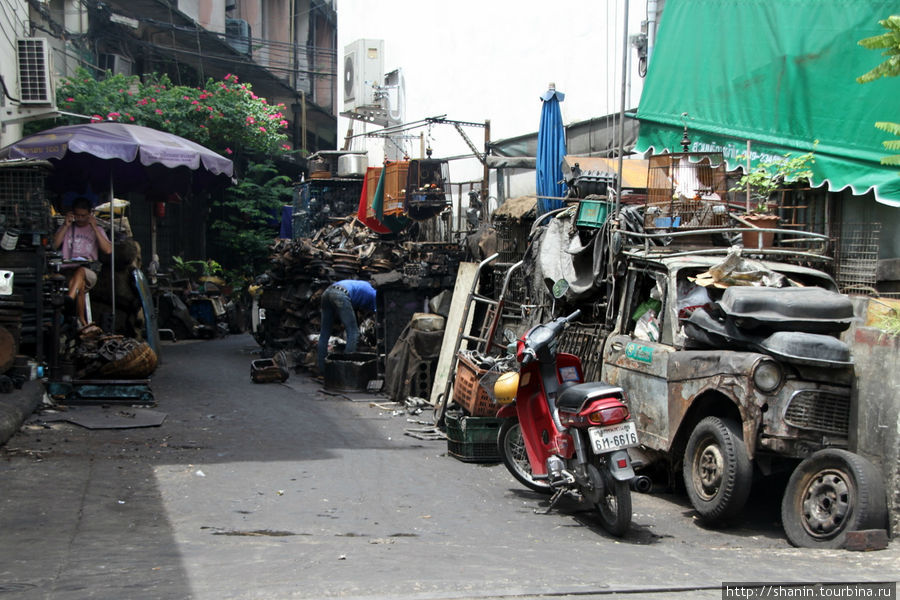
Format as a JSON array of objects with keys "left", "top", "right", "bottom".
[
  {"left": 66, "top": 97, "right": 74, "bottom": 102},
  {"left": 225, "top": 148, "right": 233, "bottom": 154},
  {"left": 191, "top": 100, "right": 200, "bottom": 105},
  {"left": 91, "top": 114, "right": 103, "bottom": 122},
  {"left": 281, "top": 144, "right": 291, "bottom": 150},
  {"left": 183, "top": 95, "right": 190, "bottom": 100},
  {"left": 245, "top": 116, "right": 255, "bottom": 124},
  {"left": 224, "top": 73, "right": 233, "bottom": 80},
  {"left": 155, "top": 109, "right": 163, "bottom": 115},
  {"left": 259, "top": 126, "right": 266, "bottom": 133},
  {"left": 280, "top": 120, "right": 288, "bottom": 127}
]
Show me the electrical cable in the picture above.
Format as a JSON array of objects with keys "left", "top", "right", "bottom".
[{"left": 0, "top": 74, "right": 22, "bottom": 102}]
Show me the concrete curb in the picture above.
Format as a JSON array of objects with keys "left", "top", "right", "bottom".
[{"left": 0, "top": 381, "right": 44, "bottom": 446}]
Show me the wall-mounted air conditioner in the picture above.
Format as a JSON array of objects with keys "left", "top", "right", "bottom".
[
  {"left": 99, "top": 53, "right": 134, "bottom": 76},
  {"left": 16, "top": 38, "right": 54, "bottom": 105},
  {"left": 225, "top": 18, "right": 251, "bottom": 56},
  {"left": 343, "top": 39, "right": 383, "bottom": 113}
]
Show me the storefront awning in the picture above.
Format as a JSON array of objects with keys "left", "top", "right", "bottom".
[{"left": 634, "top": 0, "right": 900, "bottom": 207}]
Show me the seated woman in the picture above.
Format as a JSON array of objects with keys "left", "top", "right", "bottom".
[{"left": 52, "top": 197, "right": 112, "bottom": 327}]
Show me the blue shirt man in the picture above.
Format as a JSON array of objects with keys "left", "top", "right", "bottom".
[{"left": 317, "top": 279, "right": 377, "bottom": 373}]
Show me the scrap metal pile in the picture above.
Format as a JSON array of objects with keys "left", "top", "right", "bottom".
[{"left": 252, "top": 216, "right": 465, "bottom": 361}]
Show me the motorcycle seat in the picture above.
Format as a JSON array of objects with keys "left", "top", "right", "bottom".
[{"left": 556, "top": 381, "right": 625, "bottom": 412}]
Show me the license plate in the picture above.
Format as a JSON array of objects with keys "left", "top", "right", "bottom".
[{"left": 588, "top": 421, "right": 639, "bottom": 454}]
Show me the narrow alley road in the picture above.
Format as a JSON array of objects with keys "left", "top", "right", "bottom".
[{"left": 1, "top": 335, "right": 897, "bottom": 600}]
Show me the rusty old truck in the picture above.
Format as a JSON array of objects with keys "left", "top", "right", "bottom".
[{"left": 596, "top": 249, "right": 888, "bottom": 547}]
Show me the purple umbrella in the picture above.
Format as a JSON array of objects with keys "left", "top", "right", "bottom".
[
  {"left": 0, "top": 122, "right": 234, "bottom": 326},
  {"left": 0, "top": 121, "right": 233, "bottom": 196}
]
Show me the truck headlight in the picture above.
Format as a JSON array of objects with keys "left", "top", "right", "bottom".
[{"left": 752, "top": 359, "right": 783, "bottom": 393}]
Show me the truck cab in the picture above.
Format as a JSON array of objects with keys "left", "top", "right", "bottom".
[{"left": 599, "top": 251, "right": 857, "bottom": 529}]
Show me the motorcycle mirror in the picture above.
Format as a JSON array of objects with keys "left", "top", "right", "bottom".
[
  {"left": 552, "top": 278, "right": 569, "bottom": 299},
  {"left": 503, "top": 328, "right": 517, "bottom": 343}
]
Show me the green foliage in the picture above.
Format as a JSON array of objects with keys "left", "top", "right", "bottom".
[
  {"left": 856, "top": 15, "right": 900, "bottom": 84},
  {"left": 875, "top": 308, "right": 900, "bottom": 336},
  {"left": 858, "top": 17, "right": 900, "bottom": 175},
  {"left": 875, "top": 121, "right": 900, "bottom": 173},
  {"left": 209, "top": 160, "right": 294, "bottom": 276},
  {"left": 48, "top": 68, "right": 292, "bottom": 157},
  {"left": 730, "top": 150, "right": 815, "bottom": 212},
  {"left": 171, "top": 256, "right": 221, "bottom": 280},
  {"left": 34, "top": 68, "right": 297, "bottom": 274}
]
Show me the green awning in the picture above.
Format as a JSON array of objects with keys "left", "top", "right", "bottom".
[{"left": 635, "top": 0, "right": 900, "bottom": 207}]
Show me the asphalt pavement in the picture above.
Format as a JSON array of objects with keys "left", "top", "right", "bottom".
[{"left": 0, "top": 334, "right": 897, "bottom": 600}]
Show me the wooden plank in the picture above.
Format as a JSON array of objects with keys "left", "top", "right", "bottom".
[{"left": 428, "top": 262, "right": 479, "bottom": 406}]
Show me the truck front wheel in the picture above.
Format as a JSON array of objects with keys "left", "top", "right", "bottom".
[{"left": 683, "top": 416, "right": 753, "bottom": 526}]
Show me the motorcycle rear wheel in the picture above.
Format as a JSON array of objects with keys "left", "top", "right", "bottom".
[
  {"left": 498, "top": 418, "right": 552, "bottom": 494},
  {"left": 588, "top": 461, "right": 632, "bottom": 536}
]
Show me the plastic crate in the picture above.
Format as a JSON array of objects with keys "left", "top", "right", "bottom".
[
  {"left": 452, "top": 353, "right": 497, "bottom": 417},
  {"left": 575, "top": 198, "right": 611, "bottom": 228},
  {"left": 445, "top": 412, "right": 502, "bottom": 463}
]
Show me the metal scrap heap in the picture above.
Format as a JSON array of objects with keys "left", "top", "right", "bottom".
[{"left": 252, "top": 216, "right": 465, "bottom": 361}]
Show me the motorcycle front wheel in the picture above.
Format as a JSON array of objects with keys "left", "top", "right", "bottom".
[
  {"left": 587, "top": 460, "right": 632, "bottom": 536},
  {"left": 498, "top": 418, "right": 552, "bottom": 494}
]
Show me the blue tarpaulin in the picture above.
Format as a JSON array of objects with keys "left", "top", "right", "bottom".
[{"left": 536, "top": 86, "right": 567, "bottom": 215}]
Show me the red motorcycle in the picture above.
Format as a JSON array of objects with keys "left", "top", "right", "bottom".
[{"left": 494, "top": 310, "right": 638, "bottom": 536}]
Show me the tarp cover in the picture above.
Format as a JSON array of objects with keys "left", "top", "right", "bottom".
[{"left": 634, "top": 0, "right": 900, "bottom": 206}]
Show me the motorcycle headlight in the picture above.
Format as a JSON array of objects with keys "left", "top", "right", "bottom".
[{"left": 752, "top": 359, "right": 783, "bottom": 393}]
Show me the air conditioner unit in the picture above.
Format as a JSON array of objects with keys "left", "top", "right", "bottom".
[
  {"left": 99, "top": 53, "right": 134, "bottom": 76},
  {"left": 343, "top": 39, "right": 383, "bottom": 112},
  {"left": 225, "top": 18, "right": 252, "bottom": 56},
  {"left": 16, "top": 38, "right": 54, "bottom": 105}
]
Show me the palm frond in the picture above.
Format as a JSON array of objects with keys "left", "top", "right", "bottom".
[{"left": 875, "top": 121, "right": 900, "bottom": 136}]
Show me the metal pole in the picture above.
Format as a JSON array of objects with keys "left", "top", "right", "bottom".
[
  {"left": 109, "top": 177, "right": 115, "bottom": 328},
  {"left": 746, "top": 140, "right": 752, "bottom": 212},
  {"left": 482, "top": 119, "right": 491, "bottom": 211},
  {"left": 614, "top": 0, "right": 630, "bottom": 219}
]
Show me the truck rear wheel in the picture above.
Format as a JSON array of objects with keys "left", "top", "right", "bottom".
[
  {"left": 781, "top": 449, "right": 887, "bottom": 548},
  {"left": 683, "top": 416, "right": 752, "bottom": 525}
]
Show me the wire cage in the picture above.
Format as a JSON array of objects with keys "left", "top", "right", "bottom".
[
  {"left": 645, "top": 152, "right": 729, "bottom": 230},
  {"left": 404, "top": 158, "right": 450, "bottom": 221},
  {"left": 0, "top": 162, "right": 52, "bottom": 235},
  {"left": 382, "top": 161, "right": 409, "bottom": 217},
  {"left": 493, "top": 217, "right": 530, "bottom": 263},
  {"left": 835, "top": 222, "right": 881, "bottom": 295}
]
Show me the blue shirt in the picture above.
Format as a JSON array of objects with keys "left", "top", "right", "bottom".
[{"left": 336, "top": 280, "right": 376, "bottom": 312}]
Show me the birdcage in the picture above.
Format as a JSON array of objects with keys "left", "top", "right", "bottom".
[
  {"left": 382, "top": 161, "right": 409, "bottom": 216},
  {"left": 645, "top": 152, "right": 728, "bottom": 230},
  {"left": 404, "top": 158, "right": 450, "bottom": 221},
  {"left": 0, "top": 161, "right": 52, "bottom": 236}
]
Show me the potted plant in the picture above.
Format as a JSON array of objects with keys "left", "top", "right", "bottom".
[{"left": 731, "top": 148, "right": 815, "bottom": 248}]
